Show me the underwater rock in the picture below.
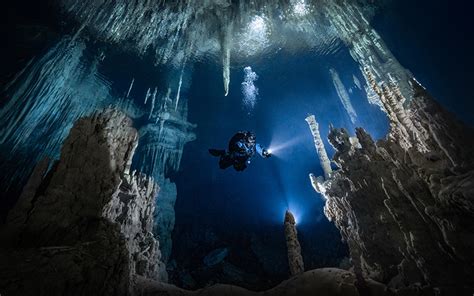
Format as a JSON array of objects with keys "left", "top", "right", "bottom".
[
  {"left": 135, "top": 268, "right": 389, "bottom": 296},
  {"left": 130, "top": 89, "right": 196, "bottom": 265},
  {"left": 318, "top": 75, "right": 474, "bottom": 294},
  {"left": 203, "top": 247, "right": 229, "bottom": 267},
  {"left": 284, "top": 211, "right": 304, "bottom": 277},
  {"left": 0, "top": 109, "right": 167, "bottom": 295},
  {"left": 153, "top": 177, "right": 177, "bottom": 263}
]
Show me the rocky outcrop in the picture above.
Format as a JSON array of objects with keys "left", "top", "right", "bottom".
[
  {"left": 284, "top": 211, "right": 304, "bottom": 277},
  {"left": 318, "top": 74, "right": 474, "bottom": 294},
  {"left": 0, "top": 109, "right": 167, "bottom": 296}
]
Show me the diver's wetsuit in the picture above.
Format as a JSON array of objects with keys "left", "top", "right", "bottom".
[{"left": 209, "top": 131, "right": 270, "bottom": 171}]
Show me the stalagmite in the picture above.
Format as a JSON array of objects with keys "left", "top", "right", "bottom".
[
  {"left": 305, "top": 115, "right": 332, "bottom": 180},
  {"left": 319, "top": 75, "right": 474, "bottom": 293},
  {"left": 284, "top": 210, "right": 304, "bottom": 277},
  {"left": 126, "top": 78, "right": 134, "bottom": 98},
  {"left": 329, "top": 68, "right": 357, "bottom": 123}
]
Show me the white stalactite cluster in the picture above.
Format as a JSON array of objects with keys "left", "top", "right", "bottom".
[
  {"left": 325, "top": 2, "right": 413, "bottom": 107},
  {"left": 58, "top": 0, "right": 377, "bottom": 95},
  {"left": 0, "top": 37, "right": 112, "bottom": 186},
  {"left": 125, "top": 82, "right": 196, "bottom": 264},
  {"left": 81, "top": 71, "right": 196, "bottom": 268}
]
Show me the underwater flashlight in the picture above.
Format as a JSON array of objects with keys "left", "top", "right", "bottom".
[{"left": 263, "top": 149, "right": 272, "bottom": 158}]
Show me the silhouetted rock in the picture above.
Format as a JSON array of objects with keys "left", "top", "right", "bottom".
[
  {"left": 135, "top": 268, "right": 389, "bottom": 296},
  {"left": 0, "top": 109, "right": 166, "bottom": 296}
]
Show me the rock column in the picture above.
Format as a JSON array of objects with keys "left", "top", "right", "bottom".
[
  {"left": 306, "top": 115, "right": 332, "bottom": 180},
  {"left": 284, "top": 210, "right": 304, "bottom": 277}
]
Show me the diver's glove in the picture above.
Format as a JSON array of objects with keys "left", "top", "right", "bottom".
[{"left": 262, "top": 149, "right": 272, "bottom": 158}]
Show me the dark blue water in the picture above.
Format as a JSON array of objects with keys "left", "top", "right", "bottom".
[
  {"left": 170, "top": 0, "right": 474, "bottom": 283},
  {"left": 170, "top": 47, "right": 388, "bottom": 282},
  {"left": 372, "top": 0, "right": 474, "bottom": 126},
  {"left": 1, "top": 0, "right": 473, "bottom": 287},
  {"left": 174, "top": 48, "right": 388, "bottom": 229}
]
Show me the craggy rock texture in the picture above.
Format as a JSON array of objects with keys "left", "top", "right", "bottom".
[
  {"left": 135, "top": 268, "right": 389, "bottom": 296},
  {"left": 284, "top": 211, "right": 304, "bottom": 277},
  {"left": 319, "top": 72, "right": 474, "bottom": 294},
  {"left": 0, "top": 109, "right": 166, "bottom": 296}
]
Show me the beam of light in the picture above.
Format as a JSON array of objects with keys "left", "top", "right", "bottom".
[
  {"left": 267, "top": 135, "right": 305, "bottom": 157},
  {"left": 280, "top": 200, "right": 303, "bottom": 225}
]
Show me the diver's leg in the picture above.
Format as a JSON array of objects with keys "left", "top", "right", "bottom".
[
  {"left": 209, "top": 149, "right": 226, "bottom": 157},
  {"left": 219, "top": 155, "right": 233, "bottom": 169}
]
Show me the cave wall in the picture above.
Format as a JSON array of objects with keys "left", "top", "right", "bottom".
[{"left": 316, "top": 74, "right": 474, "bottom": 294}]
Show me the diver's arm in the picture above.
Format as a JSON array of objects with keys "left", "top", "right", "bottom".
[{"left": 256, "top": 144, "right": 271, "bottom": 158}]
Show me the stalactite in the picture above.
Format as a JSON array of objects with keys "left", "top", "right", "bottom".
[
  {"left": 0, "top": 37, "right": 112, "bottom": 186},
  {"left": 149, "top": 87, "right": 157, "bottom": 119},
  {"left": 353, "top": 74, "right": 362, "bottom": 90},
  {"left": 325, "top": 2, "right": 413, "bottom": 107},
  {"left": 175, "top": 67, "right": 184, "bottom": 111},
  {"left": 329, "top": 68, "right": 357, "bottom": 124},
  {"left": 222, "top": 21, "right": 233, "bottom": 97},
  {"left": 144, "top": 88, "right": 151, "bottom": 105},
  {"left": 58, "top": 0, "right": 354, "bottom": 67},
  {"left": 126, "top": 78, "right": 134, "bottom": 98}
]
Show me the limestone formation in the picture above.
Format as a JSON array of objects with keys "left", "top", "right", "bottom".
[
  {"left": 305, "top": 115, "right": 332, "bottom": 180},
  {"left": 0, "top": 109, "right": 167, "bottom": 296},
  {"left": 316, "top": 75, "right": 474, "bottom": 294},
  {"left": 329, "top": 68, "right": 358, "bottom": 124},
  {"left": 120, "top": 84, "right": 196, "bottom": 265},
  {"left": 284, "top": 211, "right": 304, "bottom": 277},
  {"left": 325, "top": 2, "right": 413, "bottom": 106}
]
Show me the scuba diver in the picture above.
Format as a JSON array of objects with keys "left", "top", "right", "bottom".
[{"left": 209, "top": 131, "right": 271, "bottom": 171}]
